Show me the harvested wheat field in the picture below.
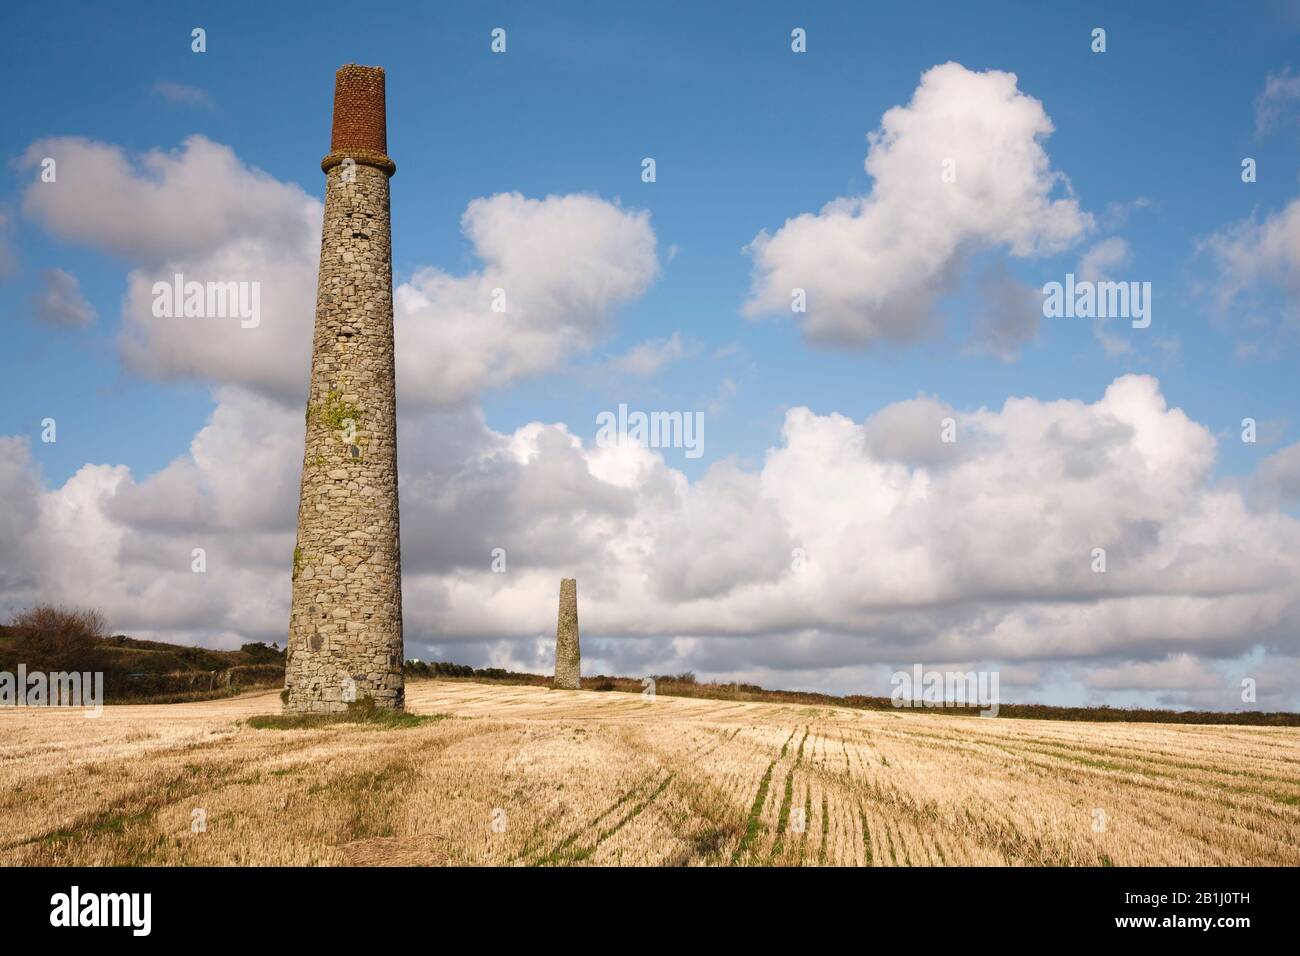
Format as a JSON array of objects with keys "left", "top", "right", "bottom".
[{"left": 2, "top": 679, "right": 1298, "bottom": 866}]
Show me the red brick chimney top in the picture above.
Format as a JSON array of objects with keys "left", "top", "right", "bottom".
[{"left": 322, "top": 64, "right": 395, "bottom": 177}]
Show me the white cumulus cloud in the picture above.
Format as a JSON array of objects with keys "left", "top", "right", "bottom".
[
  {"left": 743, "top": 61, "right": 1092, "bottom": 346},
  {"left": 394, "top": 192, "right": 659, "bottom": 406},
  {"left": 20, "top": 138, "right": 659, "bottom": 407}
]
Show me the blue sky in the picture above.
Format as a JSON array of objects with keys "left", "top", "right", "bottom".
[
  {"left": 3, "top": 1, "right": 1299, "bottom": 708},
  {"left": 5, "top": 0, "right": 1298, "bottom": 482}
]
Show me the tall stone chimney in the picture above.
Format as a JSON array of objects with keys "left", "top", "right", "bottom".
[
  {"left": 553, "top": 578, "right": 581, "bottom": 689},
  {"left": 284, "top": 65, "right": 403, "bottom": 712}
]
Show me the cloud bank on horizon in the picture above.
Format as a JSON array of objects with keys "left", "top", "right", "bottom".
[{"left": 5, "top": 57, "right": 1300, "bottom": 710}]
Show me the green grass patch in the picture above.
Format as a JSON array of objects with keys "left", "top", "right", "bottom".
[
  {"left": 247, "top": 697, "right": 447, "bottom": 730},
  {"left": 770, "top": 727, "right": 809, "bottom": 861},
  {"left": 730, "top": 728, "right": 797, "bottom": 865},
  {"left": 860, "top": 802, "right": 874, "bottom": 866}
]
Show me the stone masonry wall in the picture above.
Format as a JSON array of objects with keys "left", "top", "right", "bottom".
[
  {"left": 285, "top": 66, "right": 403, "bottom": 712},
  {"left": 554, "top": 578, "right": 581, "bottom": 689}
]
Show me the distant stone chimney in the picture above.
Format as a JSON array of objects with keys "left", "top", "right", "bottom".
[
  {"left": 553, "top": 578, "right": 581, "bottom": 689},
  {"left": 284, "top": 65, "right": 403, "bottom": 712}
]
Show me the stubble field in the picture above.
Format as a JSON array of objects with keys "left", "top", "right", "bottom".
[{"left": 2, "top": 679, "right": 1298, "bottom": 866}]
